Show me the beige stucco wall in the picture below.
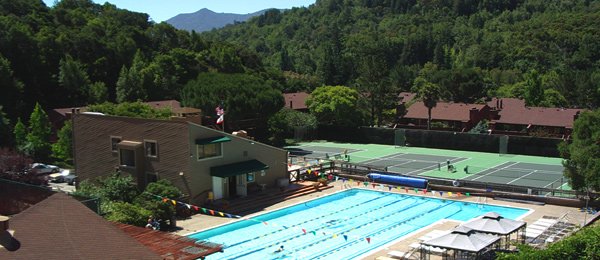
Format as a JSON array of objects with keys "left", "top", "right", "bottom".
[{"left": 187, "top": 123, "right": 288, "bottom": 205}]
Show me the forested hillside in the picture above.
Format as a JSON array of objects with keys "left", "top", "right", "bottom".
[
  {"left": 203, "top": 0, "right": 600, "bottom": 108},
  {"left": 0, "top": 0, "right": 286, "bottom": 126}
]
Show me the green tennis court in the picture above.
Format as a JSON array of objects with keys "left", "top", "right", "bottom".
[{"left": 285, "top": 142, "right": 569, "bottom": 190}]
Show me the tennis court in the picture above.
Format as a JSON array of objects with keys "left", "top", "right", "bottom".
[
  {"left": 287, "top": 145, "right": 361, "bottom": 162},
  {"left": 461, "top": 162, "right": 567, "bottom": 189},
  {"left": 360, "top": 153, "right": 469, "bottom": 175},
  {"left": 286, "top": 142, "right": 569, "bottom": 191}
]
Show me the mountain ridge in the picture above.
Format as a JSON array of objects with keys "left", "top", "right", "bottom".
[{"left": 166, "top": 8, "right": 274, "bottom": 32}]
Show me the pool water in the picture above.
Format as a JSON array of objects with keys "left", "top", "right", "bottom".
[{"left": 189, "top": 189, "right": 529, "bottom": 260}]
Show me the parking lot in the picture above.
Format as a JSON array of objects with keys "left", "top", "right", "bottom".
[{"left": 49, "top": 180, "right": 76, "bottom": 193}]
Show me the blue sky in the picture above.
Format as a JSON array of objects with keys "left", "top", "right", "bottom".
[{"left": 42, "top": 0, "right": 317, "bottom": 23}]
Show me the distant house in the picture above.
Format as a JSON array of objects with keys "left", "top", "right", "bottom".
[
  {"left": 400, "top": 102, "right": 497, "bottom": 132},
  {"left": 72, "top": 114, "right": 288, "bottom": 205},
  {"left": 283, "top": 92, "right": 310, "bottom": 112},
  {"left": 397, "top": 96, "right": 584, "bottom": 138},
  {"left": 487, "top": 98, "right": 584, "bottom": 138},
  {"left": 47, "top": 100, "right": 202, "bottom": 142},
  {"left": 396, "top": 92, "right": 417, "bottom": 116}
]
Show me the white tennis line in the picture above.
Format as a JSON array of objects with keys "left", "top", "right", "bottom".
[
  {"left": 406, "top": 163, "right": 441, "bottom": 175},
  {"left": 404, "top": 157, "right": 471, "bottom": 175},
  {"left": 543, "top": 177, "right": 565, "bottom": 189},
  {"left": 378, "top": 153, "right": 409, "bottom": 159},
  {"left": 391, "top": 160, "right": 415, "bottom": 167},
  {"left": 506, "top": 170, "right": 537, "bottom": 184},
  {"left": 470, "top": 162, "right": 519, "bottom": 181},
  {"left": 500, "top": 167, "right": 563, "bottom": 175}
]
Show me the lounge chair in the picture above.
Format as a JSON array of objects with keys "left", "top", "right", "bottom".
[
  {"left": 533, "top": 219, "right": 557, "bottom": 227},
  {"left": 417, "top": 229, "right": 447, "bottom": 241},
  {"left": 409, "top": 242, "right": 446, "bottom": 254},
  {"left": 387, "top": 250, "right": 410, "bottom": 259}
]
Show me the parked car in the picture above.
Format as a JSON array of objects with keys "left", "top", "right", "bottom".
[
  {"left": 29, "top": 163, "right": 59, "bottom": 175},
  {"left": 49, "top": 169, "right": 76, "bottom": 184}
]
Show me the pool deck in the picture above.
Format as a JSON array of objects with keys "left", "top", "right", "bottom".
[{"left": 173, "top": 180, "right": 597, "bottom": 259}]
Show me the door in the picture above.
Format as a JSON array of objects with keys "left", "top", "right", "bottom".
[
  {"left": 236, "top": 174, "right": 247, "bottom": 197},
  {"left": 228, "top": 176, "right": 236, "bottom": 197},
  {"left": 212, "top": 177, "right": 223, "bottom": 199}
]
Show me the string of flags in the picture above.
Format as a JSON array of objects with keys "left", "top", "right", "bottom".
[
  {"left": 145, "top": 174, "right": 470, "bottom": 247},
  {"left": 147, "top": 192, "right": 376, "bottom": 244}
]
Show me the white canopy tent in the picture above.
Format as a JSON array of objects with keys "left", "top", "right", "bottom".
[
  {"left": 420, "top": 226, "right": 500, "bottom": 260},
  {"left": 460, "top": 212, "right": 527, "bottom": 248}
]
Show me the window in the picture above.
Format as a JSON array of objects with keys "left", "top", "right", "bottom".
[
  {"left": 144, "top": 140, "right": 157, "bottom": 157},
  {"left": 197, "top": 143, "right": 222, "bottom": 160},
  {"left": 111, "top": 137, "right": 122, "bottom": 152},
  {"left": 120, "top": 149, "right": 135, "bottom": 167},
  {"left": 247, "top": 172, "right": 255, "bottom": 182}
]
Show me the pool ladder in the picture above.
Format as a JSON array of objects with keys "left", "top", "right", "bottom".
[
  {"left": 476, "top": 196, "right": 488, "bottom": 204},
  {"left": 341, "top": 182, "right": 352, "bottom": 190}
]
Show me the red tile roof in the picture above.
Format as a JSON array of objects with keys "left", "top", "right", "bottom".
[
  {"left": 404, "top": 102, "right": 488, "bottom": 122},
  {"left": 113, "top": 223, "right": 223, "bottom": 260},
  {"left": 1, "top": 193, "right": 162, "bottom": 260},
  {"left": 283, "top": 92, "right": 310, "bottom": 110}
]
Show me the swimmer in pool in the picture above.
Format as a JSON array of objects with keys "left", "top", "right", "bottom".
[{"left": 273, "top": 245, "right": 284, "bottom": 253}]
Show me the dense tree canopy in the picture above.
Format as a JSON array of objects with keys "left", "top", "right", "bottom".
[
  {"left": 305, "top": 85, "right": 364, "bottom": 127},
  {"left": 203, "top": 0, "right": 600, "bottom": 109},
  {"left": 0, "top": 0, "right": 289, "bottom": 127},
  {"left": 181, "top": 72, "right": 285, "bottom": 123},
  {"left": 558, "top": 109, "right": 600, "bottom": 192}
]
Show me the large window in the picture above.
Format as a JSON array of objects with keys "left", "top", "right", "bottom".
[
  {"left": 197, "top": 143, "right": 222, "bottom": 160},
  {"left": 144, "top": 140, "right": 157, "bottom": 157},
  {"left": 120, "top": 149, "right": 135, "bottom": 167},
  {"left": 111, "top": 136, "right": 122, "bottom": 152}
]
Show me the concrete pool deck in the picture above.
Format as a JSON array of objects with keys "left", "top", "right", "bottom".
[{"left": 173, "top": 180, "right": 597, "bottom": 259}]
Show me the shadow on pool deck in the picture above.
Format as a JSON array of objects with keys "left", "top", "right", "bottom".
[{"left": 202, "top": 181, "right": 334, "bottom": 216}]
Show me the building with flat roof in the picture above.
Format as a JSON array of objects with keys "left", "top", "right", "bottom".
[{"left": 72, "top": 113, "right": 288, "bottom": 205}]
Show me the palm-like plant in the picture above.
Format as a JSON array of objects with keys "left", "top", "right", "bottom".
[{"left": 415, "top": 77, "right": 441, "bottom": 130}]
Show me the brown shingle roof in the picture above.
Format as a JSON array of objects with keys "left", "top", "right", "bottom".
[
  {"left": 113, "top": 223, "right": 223, "bottom": 260},
  {"left": 487, "top": 98, "right": 584, "bottom": 128},
  {"left": 50, "top": 100, "right": 183, "bottom": 118},
  {"left": 0, "top": 193, "right": 162, "bottom": 260},
  {"left": 494, "top": 106, "right": 583, "bottom": 128},
  {"left": 283, "top": 92, "right": 310, "bottom": 110},
  {"left": 404, "top": 102, "right": 487, "bottom": 122},
  {"left": 398, "top": 92, "right": 416, "bottom": 104}
]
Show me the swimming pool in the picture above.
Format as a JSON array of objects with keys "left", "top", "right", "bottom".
[{"left": 189, "top": 189, "right": 529, "bottom": 260}]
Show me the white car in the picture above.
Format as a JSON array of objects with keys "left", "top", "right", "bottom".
[
  {"left": 30, "top": 163, "right": 59, "bottom": 175},
  {"left": 49, "top": 169, "right": 76, "bottom": 184}
]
